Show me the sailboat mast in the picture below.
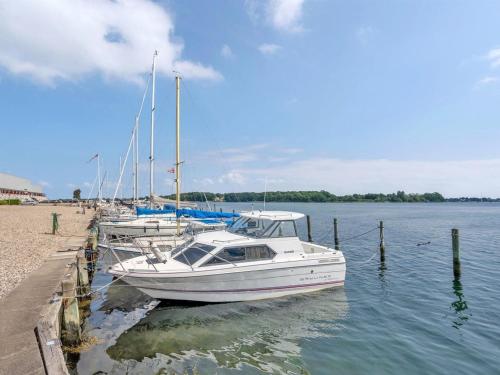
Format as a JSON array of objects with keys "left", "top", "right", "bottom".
[
  {"left": 133, "top": 116, "right": 139, "bottom": 202},
  {"left": 175, "top": 74, "right": 181, "bottom": 234},
  {"left": 97, "top": 153, "right": 102, "bottom": 202},
  {"left": 132, "top": 127, "right": 136, "bottom": 202},
  {"left": 149, "top": 50, "right": 158, "bottom": 208}
]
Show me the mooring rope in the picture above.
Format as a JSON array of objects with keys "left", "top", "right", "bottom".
[{"left": 340, "top": 227, "right": 379, "bottom": 242}]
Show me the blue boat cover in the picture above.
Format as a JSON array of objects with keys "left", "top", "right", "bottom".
[
  {"left": 136, "top": 207, "right": 175, "bottom": 216},
  {"left": 176, "top": 208, "right": 240, "bottom": 219}
]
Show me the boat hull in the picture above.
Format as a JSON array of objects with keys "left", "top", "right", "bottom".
[
  {"left": 99, "top": 222, "right": 182, "bottom": 236},
  {"left": 114, "top": 261, "right": 345, "bottom": 302}
]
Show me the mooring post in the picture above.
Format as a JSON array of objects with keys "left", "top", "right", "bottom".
[
  {"left": 61, "top": 278, "right": 81, "bottom": 346},
  {"left": 452, "top": 228, "right": 461, "bottom": 278},
  {"left": 51, "top": 213, "right": 59, "bottom": 235},
  {"left": 333, "top": 218, "right": 340, "bottom": 250},
  {"left": 77, "top": 255, "right": 90, "bottom": 295},
  {"left": 220, "top": 207, "right": 222, "bottom": 213},
  {"left": 232, "top": 209, "right": 236, "bottom": 223},
  {"left": 306, "top": 215, "right": 313, "bottom": 242},
  {"left": 379, "top": 220, "right": 385, "bottom": 261}
]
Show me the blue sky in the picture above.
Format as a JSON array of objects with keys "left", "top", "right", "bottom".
[{"left": 1, "top": 0, "right": 500, "bottom": 198}]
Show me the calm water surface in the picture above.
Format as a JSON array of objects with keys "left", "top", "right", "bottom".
[{"left": 73, "top": 203, "right": 500, "bottom": 374}]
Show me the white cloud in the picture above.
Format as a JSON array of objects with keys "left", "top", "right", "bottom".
[
  {"left": 475, "top": 76, "right": 499, "bottom": 88},
  {"left": 214, "top": 158, "right": 500, "bottom": 197},
  {"left": 246, "top": 0, "right": 305, "bottom": 33},
  {"left": 356, "top": 26, "right": 376, "bottom": 44},
  {"left": 66, "top": 183, "right": 77, "bottom": 189},
  {"left": 0, "top": 0, "right": 221, "bottom": 86},
  {"left": 218, "top": 171, "right": 246, "bottom": 185},
  {"left": 206, "top": 143, "right": 270, "bottom": 164},
  {"left": 258, "top": 43, "right": 282, "bottom": 55},
  {"left": 38, "top": 180, "right": 51, "bottom": 188},
  {"left": 486, "top": 48, "right": 500, "bottom": 67},
  {"left": 267, "top": 0, "right": 305, "bottom": 33},
  {"left": 221, "top": 44, "right": 234, "bottom": 59},
  {"left": 193, "top": 177, "right": 215, "bottom": 186}
]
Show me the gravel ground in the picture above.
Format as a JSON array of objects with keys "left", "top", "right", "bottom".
[{"left": 0, "top": 204, "right": 93, "bottom": 300}]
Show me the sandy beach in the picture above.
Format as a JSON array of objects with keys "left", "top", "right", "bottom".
[{"left": 0, "top": 204, "right": 93, "bottom": 300}]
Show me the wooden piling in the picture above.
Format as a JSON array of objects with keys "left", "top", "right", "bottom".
[
  {"left": 452, "top": 228, "right": 461, "bottom": 278},
  {"left": 51, "top": 213, "right": 59, "bottom": 235},
  {"left": 333, "top": 218, "right": 340, "bottom": 250},
  {"left": 379, "top": 220, "right": 385, "bottom": 261},
  {"left": 61, "top": 278, "right": 81, "bottom": 346},
  {"left": 77, "top": 254, "right": 90, "bottom": 295},
  {"left": 220, "top": 207, "right": 222, "bottom": 213},
  {"left": 306, "top": 215, "right": 313, "bottom": 242}
]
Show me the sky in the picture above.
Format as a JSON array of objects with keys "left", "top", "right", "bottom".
[{"left": 1, "top": 0, "right": 500, "bottom": 198}]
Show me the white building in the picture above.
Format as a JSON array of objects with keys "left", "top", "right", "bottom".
[{"left": 0, "top": 172, "right": 47, "bottom": 201}]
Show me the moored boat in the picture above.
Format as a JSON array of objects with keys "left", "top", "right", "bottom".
[{"left": 108, "top": 211, "right": 346, "bottom": 302}]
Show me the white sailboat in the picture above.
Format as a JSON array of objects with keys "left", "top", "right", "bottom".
[
  {"left": 99, "top": 52, "right": 188, "bottom": 237},
  {"left": 108, "top": 211, "right": 346, "bottom": 302}
]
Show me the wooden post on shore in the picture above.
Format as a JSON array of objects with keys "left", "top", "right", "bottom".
[
  {"left": 379, "top": 221, "right": 385, "bottom": 261},
  {"left": 452, "top": 228, "right": 461, "bottom": 278},
  {"left": 333, "top": 218, "right": 340, "bottom": 250},
  {"left": 306, "top": 215, "right": 313, "bottom": 242},
  {"left": 51, "top": 213, "right": 59, "bottom": 235},
  {"left": 77, "top": 255, "right": 90, "bottom": 295},
  {"left": 61, "top": 278, "right": 81, "bottom": 346}
]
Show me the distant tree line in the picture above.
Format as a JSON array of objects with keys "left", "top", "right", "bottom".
[
  {"left": 161, "top": 190, "right": 447, "bottom": 203},
  {"left": 446, "top": 197, "right": 500, "bottom": 202}
]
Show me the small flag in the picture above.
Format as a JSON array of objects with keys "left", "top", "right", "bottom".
[
  {"left": 167, "top": 167, "right": 175, "bottom": 174},
  {"left": 87, "top": 153, "right": 99, "bottom": 163}
]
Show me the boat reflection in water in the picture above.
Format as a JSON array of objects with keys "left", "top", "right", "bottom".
[
  {"left": 110, "top": 289, "right": 347, "bottom": 373},
  {"left": 78, "top": 288, "right": 348, "bottom": 374}
]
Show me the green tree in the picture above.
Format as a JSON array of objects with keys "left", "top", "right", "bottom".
[{"left": 73, "top": 188, "right": 81, "bottom": 200}]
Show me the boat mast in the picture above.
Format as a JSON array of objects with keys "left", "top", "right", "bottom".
[
  {"left": 97, "top": 153, "right": 102, "bottom": 202},
  {"left": 133, "top": 115, "right": 140, "bottom": 203},
  {"left": 175, "top": 74, "right": 181, "bottom": 234},
  {"left": 132, "top": 123, "right": 136, "bottom": 202},
  {"left": 149, "top": 50, "right": 158, "bottom": 208}
]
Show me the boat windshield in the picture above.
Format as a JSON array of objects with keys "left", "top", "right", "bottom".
[
  {"left": 228, "top": 217, "right": 296, "bottom": 238},
  {"left": 173, "top": 243, "right": 216, "bottom": 266}
]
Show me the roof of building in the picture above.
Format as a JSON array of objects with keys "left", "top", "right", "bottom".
[{"left": 0, "top": 172, "right": 44, "bottom": 194}]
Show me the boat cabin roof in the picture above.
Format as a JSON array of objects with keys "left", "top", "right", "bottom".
[{"left": 239, "top": 210, "right": 304, "bottom": 221}]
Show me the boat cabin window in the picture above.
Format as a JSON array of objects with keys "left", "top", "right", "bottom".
[
  {"left": 228, "top": 217, "right": 297, "bottom": 238},
  {"left": 174, "top": 243, "right": 215, "bottom": 266},
  {"left": 202, "top": 245, "right": 276, "bottom": 266},
  {"left": 228, "top": 217, "right": 267, "bottom": 236},
  {"left": 266, "top": 220, "right": 297, "bottom": 238}
]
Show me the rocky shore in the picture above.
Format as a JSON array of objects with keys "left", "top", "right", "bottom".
[{"left": 0, "top": 204, "right": 92, "bottom": 299}]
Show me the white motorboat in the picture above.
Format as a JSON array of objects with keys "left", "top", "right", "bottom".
[
  {"left": 108, "top": 211, "right": 346, "bottom": 302},
  {"left": 100, "top": 221, "right": 227, "bottom": 262}
]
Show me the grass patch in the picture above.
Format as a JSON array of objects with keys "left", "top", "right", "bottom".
[
  {"left": 0, "top": 199, "right": 20, "bottom": 205},
  {"left": 62, "top": 335, "right": 102, "bottom": 353}
]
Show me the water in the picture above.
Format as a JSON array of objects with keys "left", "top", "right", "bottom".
[{"left": 73, "top": 203, "right": 500, "bottom": 374}]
